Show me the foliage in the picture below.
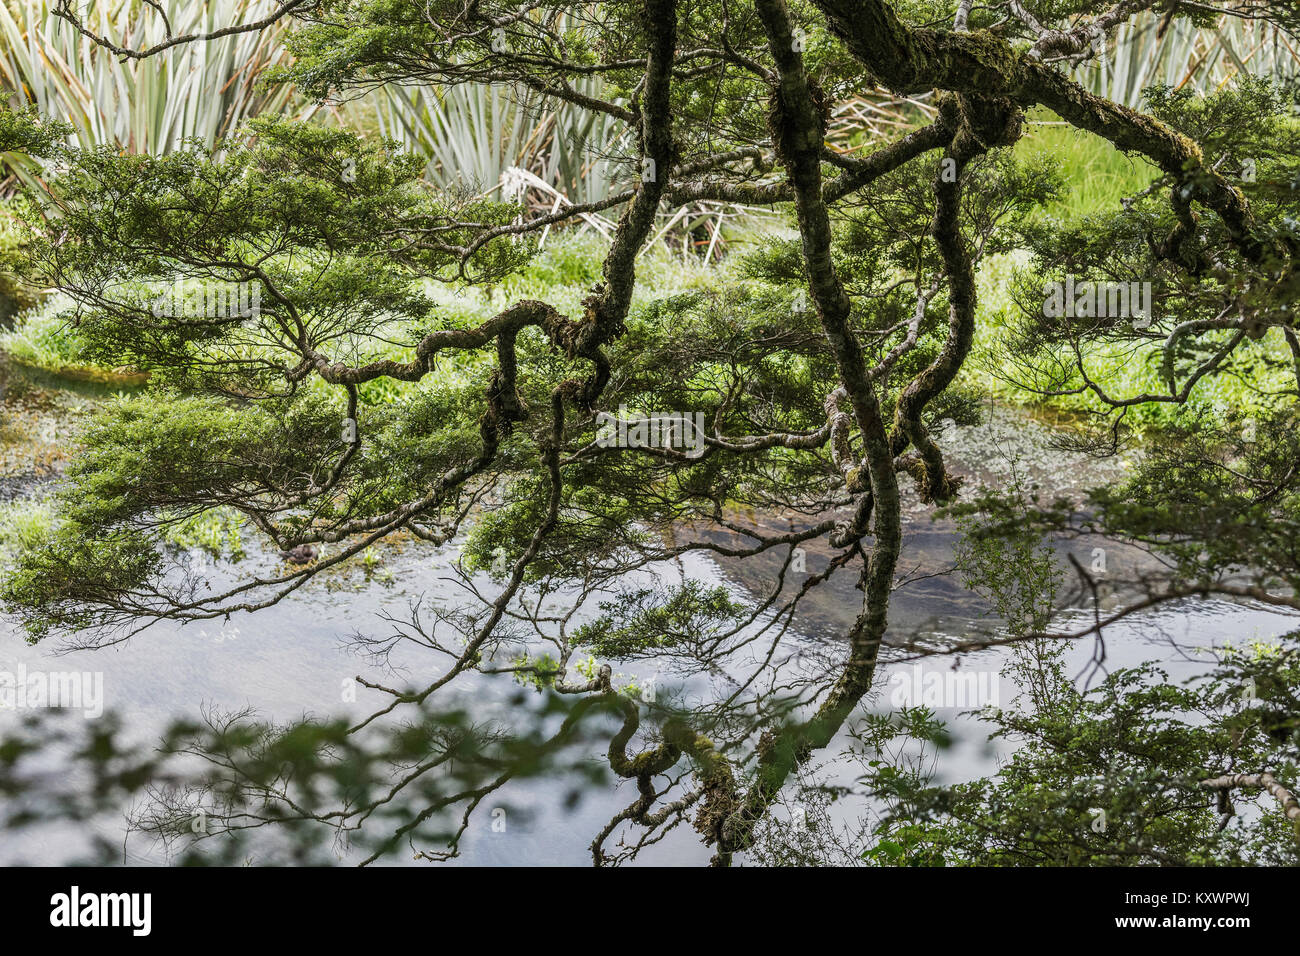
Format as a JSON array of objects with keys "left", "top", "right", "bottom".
[
  {"left": 0, "top": 0, "right": 304, "bottom": 192},
  {"left": 874, "top": 649, "right": 1300, "bottom": 866},
  {"left": 1, "top": 0, "right": 1299, "bottom": 868}
]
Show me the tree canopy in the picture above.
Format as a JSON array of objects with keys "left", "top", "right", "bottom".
[{"left": 0, "top": 0, "right": 1298, "bottom": 866}]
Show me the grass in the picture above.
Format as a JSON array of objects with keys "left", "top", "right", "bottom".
[
  {"left": 969, "top": 115, "right": 1296, "bottom": 431},
  {"left": 1013, "top": 115, "right": 1159, "bottom": 221},
  {"left": 0, "top": 497, "right": 246, "bottom": 575},
  {"left": 0, "top": 0, "right": 303, "bottom": 193},
  {"left": 326, "top": 232, "right": 730, "bottom": 407},
  {"left": 968, "top": 249, "right": 1296, "bottom": 431},
  {"left": 0, "top": 119, "right": 1289, "bottom": 434},
  {"left": 8, "top": 220, "right": 1289, "bottom": 434},
  {"left": 161, "top": 506, "right": 246, "bottom": 560},
  {"left": 0, "top": 200, "right": 36, "bottom": 320},
  {"left": 0, "top": 232, "right": 727, "bottom": 406},
  {"left": 0, "top": 495, "right": 55, "bottom": 571},
  {"left": 0, "top": 299, "right": 87, "bottom": 369}
]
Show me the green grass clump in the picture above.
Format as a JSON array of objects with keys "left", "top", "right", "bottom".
[
  {"left": 0, "top": 496, "right": 57, "bottom": 571},
  {"left": 970, "top": 119, "right": 1293, "bottom": 431},
  {"left": 0, "top": 299, "right": 89, "bottom": 371},
  {"left": 161, "top": 506, "right": 247, "bottom": 560},
  {"left": 1013, "top": 116, "right": 1159, "bottom": 221},
  {"left": 969, "top": 250, "right": 1296, "bottom": 431}
]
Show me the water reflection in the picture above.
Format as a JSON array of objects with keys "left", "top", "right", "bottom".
[{"left": 2, "top": 377, "right": 1296, "bottom": 865}]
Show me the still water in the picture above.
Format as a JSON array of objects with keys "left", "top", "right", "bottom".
[{"left": 2, "top": 374, "right": 1296, "bottom": 865}]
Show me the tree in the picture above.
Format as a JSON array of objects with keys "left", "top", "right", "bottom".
[{"left": 1, "top": 0, "right": 1297, "bottom": 866}]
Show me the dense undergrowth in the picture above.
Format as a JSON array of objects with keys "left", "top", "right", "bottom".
[{"left": 1, "top": 113, "right": 1294, "bottom": 433}]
